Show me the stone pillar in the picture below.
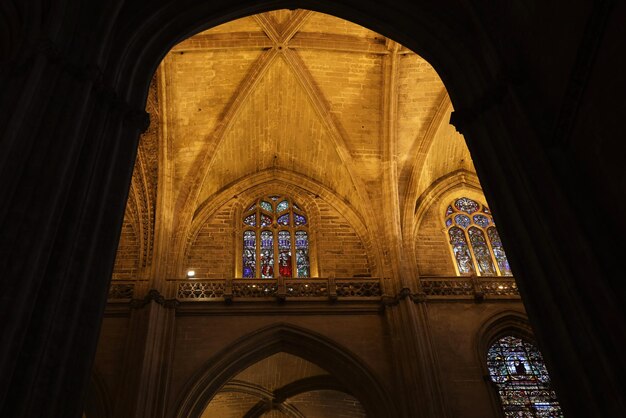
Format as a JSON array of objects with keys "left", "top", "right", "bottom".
[
  {"left": 112, "top": 290, "right": 177, "bottom": 418},
  {"left": 451, "top": 83, "right": 626, "bottom": 416},
  {"left": 0, "top": 8, "right": 146, "bottom": 415},
  {"left": 383, "top": 284, "right": 448, "bottom": 418}
]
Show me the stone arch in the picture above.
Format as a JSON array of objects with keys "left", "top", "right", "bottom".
[
  {"left": 180, "top": 168, "right": 381, "bottom": 277},
  {"left": 2, "top": 1, "right": 617, "bottom": 416},
  {"left": 476, "top": 310, "right": 535, "bottom": 364},
  {"left": 413, "top": 169, "right": 484, "bottom": 236},
  {"left": 173, "top": 322, "right": 397, "bottom": 418},
  {"left": 410, "top": 169, "right": 484, "bottom": 276},
  {"left": 475, "top": 311, "right": 535, "bottom": 417},
  {"left": 212, "top": 375, "right": 357, "bottom": 418}
]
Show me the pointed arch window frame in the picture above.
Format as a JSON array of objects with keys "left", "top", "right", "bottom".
[
  {"left": 485, "top": 334, "right": 563, "bottom": 417},
  {"left": 443, "top": 197, "right": 512, "bottom": 277},
  {"left": 236, "top": 195, "right": 314, "bottom": 279}
]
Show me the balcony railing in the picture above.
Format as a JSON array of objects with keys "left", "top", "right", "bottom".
[
  {"left": 107, "top": 275, "right": 520, "bottom": 304},
  {"left": 173, "top": 277, "right": 384, "bottom": 302},
  {"left": 420, "top": 276, "right": 519, "bottom": 299}
]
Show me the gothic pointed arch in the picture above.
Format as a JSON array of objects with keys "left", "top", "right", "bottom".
[
  {"left": 241, "top": 194, "right": 311, "bottom": 278},
  {"left": 173, "top": 323, "right": 397, "bottom": 418},
  {"left": 411, "top": 170, "right": 482, "bottom": 276},
  {"left": 444, "top": 196, "right": 511, "bottom": 276},
  {"left": 181, "top": 169, "right": 380, "bottom": 278},
  {"left": 477, "top": 312, "right": 563, "bottom": 417}
]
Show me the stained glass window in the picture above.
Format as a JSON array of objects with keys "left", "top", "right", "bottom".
[
  {"left": 294, "top": 214, "right": 307, "bottom": 226},
  {"left": 260, "top": 230, "right": 274, "bottom": 278},
  {"left": 260, "top": 214, "right": 272, "bottom": 227},
  {"left": 473, "top": 214, "right": 490, "bottom": 227},
  {"left": 277, "top": 200, "right": 289, "bottom": 213},
  {"left": 444, "top": 197, "right": 512, "bottom": 276},
  {"left": 455, "top": 214, "right": 471, "bottom": 228},
  {"left": 469, "top": 227, "right": 496, "bottom": 275},
  {"left": 278, "top": 230, "right": 292, "bottom": 277},
  {"left": 243, "top": 214, "right": 256, "bottom": 227},
  {"left": 260, "top": 200, "right": 273, "bottom": 212},
  {"left": 295, "top": 231, "right": 310, "bottom": 277},
  {"left": 241, "top": 195, "right": 310, "bottom": 278},
  {"left": 449, "top": 227, "right": 474, "bottom": 274},
  {"left": 488, "top": 336, "right": 563, "bottom": 417},
  {"left": 455, "top": 197, "right": 479, "bottom": 214},
  {"left": 488, "top": 227, "right": 511, "bottom": 275},
  {"left": 243, "top": 231, "right": 256, "bottom": 278}
]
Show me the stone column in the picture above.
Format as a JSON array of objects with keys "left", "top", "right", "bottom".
[
  {"left": 0, "top": 4, "right": 145, "bottom": 414},
  {"left": 112, "top": 290, "right": 177, "bottom": 418},
  {"left": 451, "top": 82, "right": 626, "bottom": 416},
  {"left": 383, "top": 282, "right": 448, "bottom": 418}
]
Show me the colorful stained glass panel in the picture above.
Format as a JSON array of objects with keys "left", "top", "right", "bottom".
[
  {"left": 445, "top": 218, "right": 453, "bottom": 227},
  {"left": 455, "top": 214, "right": 471, "bottom": 228},
  {"left": 488, "top": 336, "right": 562, "bottom": 417},
  {"left": 468, "top": 227, "right": 495, "bottom": 275},
  {"left": 277, "top": 214, "right": 289, "bottom": 226},
  {"left": 473, "top": 214, "right": 490, "bottom": 227},
  {"left": 294, "top": 214, "right": 307, "bottom": 226},
  {"left": 246, "top": 203, "right": 256, "bottom": 212},
  {"left": 277, "top": 200, "right": 289, "bottom": 213},
  {"left": 277, "top": 230, "right": 292, "bottom": 277},
  {"left": 488, "top": 227, "right": 511, "bottom": 275},
  {"left": 260, "top": 214, "right": 272, "bottom": 227},
  {"left": 455, "top": 197, "right": 479, "bottom": 214},
  {"left": 295, "top": 231, "right": 310, "bottom": 277},
  {"left": 243, "top": 214, "right": 256, "bottom": 226},
  {"left": 260, "top": 200, "right": 273, "bottom": 212},
  {"left": 260, "top": 230, "right": 274, "bottom": 278},
  {"left": 449, "top": 227, "right": 473, "bottom": 274},
  {"left": 445, "top": 205, "right": 453, "bottom": 216},
  {"left": 242, "top": 231, "right": 256, "bottom": 278}
]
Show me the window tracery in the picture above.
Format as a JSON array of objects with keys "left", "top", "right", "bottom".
[
  {"left": 445, "top": 197, "right": 511, "bottom": 276},
  {"left": 487, "top": 336, "right": 563, "bottom": 417},
  {"left": 242, "top": 195, "right": 310, "bottom": 278}
]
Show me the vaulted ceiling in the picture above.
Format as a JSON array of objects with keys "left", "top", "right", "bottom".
[
  {"left": 122, "top": 9, "right": 478, "bottom": 278},
  {"left": 114, "top": 10, "right": 482, "bottom": 415}
]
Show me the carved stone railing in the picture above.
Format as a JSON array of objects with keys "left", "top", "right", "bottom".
[
  {"left": 171, "top": 277, "right": 384, "bottom": 302},
  {"left": 177, "top": 281, "right": 226, "bottom": 299},
  {"left": 108, "top": 276, "right": 519, "bottom": 304},
  {"left": 420, "top": 276, "right": 519, "bottom": 300}
]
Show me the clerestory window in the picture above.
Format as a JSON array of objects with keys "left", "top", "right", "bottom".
[
  {"left": 242, "top": 195, "right": 310, "bottom": 278},
  {"left": 445, "top": 197, "right": 511, "bottom": 276},
  {"left": 487, "top": 335, "right": 563, "bottom": 417}
]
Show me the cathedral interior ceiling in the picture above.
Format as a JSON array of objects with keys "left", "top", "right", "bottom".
[{"left": 127, "top": 9, "right": 478, "bottom": 275}]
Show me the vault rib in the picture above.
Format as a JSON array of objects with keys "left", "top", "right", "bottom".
[
  {"left": 281, "top": 48, "right": 385, "bottom": 274},
  {"left": 169, "top": 48, "right": 280, "bottom": 274}
]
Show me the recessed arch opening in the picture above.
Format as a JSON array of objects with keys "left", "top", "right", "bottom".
[{"left": 173, "top": 323, "right": 396, "bottom": 418}]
